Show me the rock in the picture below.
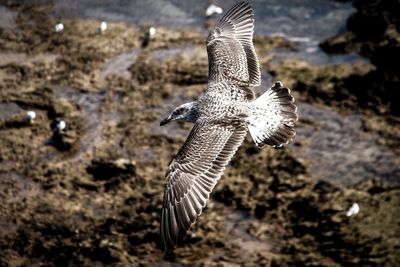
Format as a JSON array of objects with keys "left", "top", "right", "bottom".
[
  {"left": 86, "top": 158, "right": 136, "bottom": 181},
  {"left": 0, "top": 1, "right": 399, "bottom": 266},
  {"left": 320, "top": 0, "right": 400, "bottom": 74}
]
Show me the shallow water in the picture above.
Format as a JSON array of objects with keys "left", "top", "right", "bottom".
[
  {"left": 52, "top": 0, "right": 353, "bottom": 39},
  {"left": 0, "top": 6, "right": 15, "bottom": 28},
  {"left": 0, "top": 1, "right": 361, "bottom": 65},
  {"left": 0, "top": 52, "right": 59, "bottom": 66},
  {"left": 51, "top": 0, "right": 359, "bottom": 64},
  {"left": 291, "top": 102, "right": 400, "bottom": 185},
  {"left": 223, "top": 207, "right": 271, "bottom": 254},
  {"left": 269, "top": 44, "right": 366, "bottom": 65},
  {"left": 54, "top": 87, "right": 123, "bottom": 162},
  {"left": 102, "top": 50, "right": 140, "bottom": 79},
  {"left": 0, "top": 102, "right": 23, "bottom": 121}
]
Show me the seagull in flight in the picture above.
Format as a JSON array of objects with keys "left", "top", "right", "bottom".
[{"left": 159, "top": 0, "right": 297, "bottom": 253}]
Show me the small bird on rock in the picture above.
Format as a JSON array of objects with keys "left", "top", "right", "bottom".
[
  {"left": 25, "top": 111, "right": 36, "bottom": 124},
  {"left": 98, "top": 21, "right": 107, "bottom": 33},
  {"left": 55, "top": 22, "right": 64, "bottom": 33}
]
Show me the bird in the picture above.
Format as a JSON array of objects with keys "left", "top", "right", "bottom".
[
  {"left": 55, "top": 22, "right": 64, "bottom": 33},
  {"left": 346, "top": 203, "right": 360, "bottom": 217},
  {"left": 98, "top": 21, "right": 107, "bottom": 33},
  {"left": 55, "top": 120, "right": 66, "bottom": 132},
  {"left": 25, "top": 111, "right": 36, "bottom": 124},
  {"left": 149, "top": 27, "right": 156, "bottom": 38},
  {"left": 205, "top": 4, "right": 223, "bottom": 17},
  {"left": 159, "top": 0, "right": 297, "bottom": 254}
]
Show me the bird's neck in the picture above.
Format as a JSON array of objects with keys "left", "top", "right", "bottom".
[{"left": 185, "top": 101, "right": 200, "bottom": 123}]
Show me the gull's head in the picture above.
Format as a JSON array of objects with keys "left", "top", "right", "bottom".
[{"left": 160, "top": 102, "right": 197, "bottom": 126}]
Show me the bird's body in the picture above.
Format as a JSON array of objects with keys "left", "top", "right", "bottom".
[
  {"left": 199, "top": 85, "right": 249, "bottom": 117},
  {"left": 159, "top": 1, "right": 298, "bottom": 253}
]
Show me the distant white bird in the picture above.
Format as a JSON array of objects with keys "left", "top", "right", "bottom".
[
  {"left": 149, "top": 27, "right": 156, "bottom": 38},
  {"left": 56, "top": 120, "right": 66, "bottom": 131},
  {"left": 55, "top": 22, "right": 64, "bottom": 33},
  {"left": 26, "top": 111, "right": 36, "bottom": 123},
  {"left": 160, "top": 1, "right": 297, "bottom": 254},
  {"left": 99, "top": 21, "right": 107, "bottom": 33},
  {"left": 206, "top": 4, "right": 223, "bottom": 16},
  {"left": 306, "top": 47, "right": 318, "bottom": 53},
  {"left": 346, "top": 203, "right": 360, "bottom": 217}
]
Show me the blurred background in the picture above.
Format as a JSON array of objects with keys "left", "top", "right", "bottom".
[{"left": 0, "top": 0, "right": 399, "bottom": 266}]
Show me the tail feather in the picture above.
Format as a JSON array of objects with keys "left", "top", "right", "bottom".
[{"left": 248, "top": 81, "right": 297, "bottom": 147}]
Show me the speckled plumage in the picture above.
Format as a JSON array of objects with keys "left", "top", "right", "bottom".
[{"left": 160, "top": 1, "right": 298, "bottom": 254}]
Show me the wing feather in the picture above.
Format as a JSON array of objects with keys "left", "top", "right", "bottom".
[
  {"left": 160, "top": 120, "right": 247, "bottom": 253},
  {"left": 207, "top": 0, "right": 260, "bottom": 87}
]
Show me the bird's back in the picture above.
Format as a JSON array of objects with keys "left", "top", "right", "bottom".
[{"left": 197, "top": 81, "right": 253, "bottom": 120}]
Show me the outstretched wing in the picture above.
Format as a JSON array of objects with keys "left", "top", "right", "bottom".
[
  {"left": 161, "top": 120, "right": 247, "bottom": 253},
  {"left": 207, "top": 0, "right": 261, "bottom": 87}
]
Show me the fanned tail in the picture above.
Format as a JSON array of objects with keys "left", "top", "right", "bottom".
[{"left": 248, "top": 82, "right": 298, "bottom": 147}]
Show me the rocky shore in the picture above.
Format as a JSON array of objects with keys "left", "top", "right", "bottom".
[{"left": 0, "top": 2, "right": 399, "bottom": 266}]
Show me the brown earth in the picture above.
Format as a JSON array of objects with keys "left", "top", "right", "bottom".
[{"left": 0, "top": 2, "right": 399, "bottom": 267}]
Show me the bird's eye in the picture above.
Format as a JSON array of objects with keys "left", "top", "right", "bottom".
[{"left": 175, "top": 108, "right": 184, "bottom": 115}]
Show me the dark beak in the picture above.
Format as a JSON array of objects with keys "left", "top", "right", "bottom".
[{"left": 160, "top": 117, "right": 172, "bottom": 126}]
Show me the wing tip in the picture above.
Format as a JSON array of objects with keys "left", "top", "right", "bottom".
[
  {"left": 160, "top": 123, "right": 247, "bottom": 253},
  {"left": 218, "top": 0, "right": 254, "bottom": 32}
]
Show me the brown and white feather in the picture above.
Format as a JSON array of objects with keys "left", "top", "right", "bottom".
[
  {"left": 161, "top": 120, "right": 247, "bottom": 253},
  {"left": 160, "top": 0, "right": 298, "bottom": 254},
  {"left": 206, "top": 0, "right": 261, "bottom": 87}
]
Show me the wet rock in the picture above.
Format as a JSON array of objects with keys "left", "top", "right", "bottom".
[
  {"left": 86, "top": 158, "right": 136, "bottom": 181},
  {"left": 269, "top": 58, "right": 400, "bottom": 154},
  {"left": 0, "top": 1, "right": 399, "bottom": 266},
  {"left": 129, "top": 47, "right": 208, "bottom": 86},
  {"left": 0, "top": 111, "right": 34, "bottom": 129},
  {"left": 320, "top": 0, "right": 400, "bottom": 127},
  {"left": 48, "top": 130, "right": 76, "bottom": 151},
  {"left": 321, "top": 0, "right": 400, "bottom": 73}
]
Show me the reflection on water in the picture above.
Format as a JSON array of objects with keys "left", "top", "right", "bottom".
[{"left": 291, "top": 102, "right": 400, "bottom": 185}]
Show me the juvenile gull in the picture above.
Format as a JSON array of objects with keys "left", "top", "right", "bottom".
[{"left": 159, "top": 0, "right": 298, "bottom": 253}]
